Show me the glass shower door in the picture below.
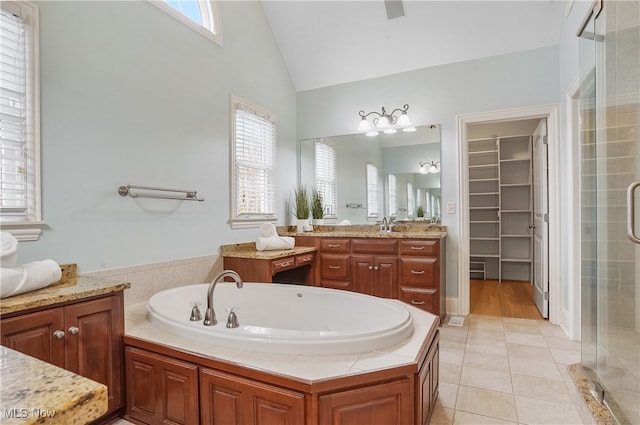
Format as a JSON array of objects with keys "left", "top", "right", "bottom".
[{"left": 580, "top": 1, "right": 640, "bottom": 424}]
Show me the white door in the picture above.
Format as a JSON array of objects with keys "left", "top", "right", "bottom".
[{"left": 533, "top": 119, "right": 549, "bottom": 318}]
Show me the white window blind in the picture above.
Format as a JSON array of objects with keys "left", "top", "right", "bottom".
[
  {"left": 366, "top": 163, "right": 379, "bottom": 218},
  {"left": 0, "top": 1, "right": 41, "bottom": 240},
  {"left": 407, "top": 182, "right": 414, "bottom": 217},
  {"left": 388, "top": 174, "right": 397, "bottom": 217},
  {"left": 315, "top": 140, "right": 336, "bottom": 218},
  {"left": 230, "top": 97, "right": 276, "bottom": 228}
]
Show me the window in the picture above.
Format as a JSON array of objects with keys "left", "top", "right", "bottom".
[
  {"left": 151, "top": 0, "right": 222, "bottom": 45},
  {"left": 0, "top": 1, "right": 41, "bottom": 241},
  {"left": 366, "top": 163, "right": 379, "bottom": 218},
  {"left": 230, "top": 96, "right": 276, "bottom": 229},
  {"left": 315, "top": 140, "right": 336, "bottom": 218},
  {"left": 387, "top": 174, "right": 397, "bottom": 217},
  {"left": 407, "top": 182, "right": 414, "bottom": 217}
]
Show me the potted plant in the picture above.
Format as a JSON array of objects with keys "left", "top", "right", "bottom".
[
  {"left": 292, "top": 185, "right": 310, "bottom": 232},
  {"left": 311, "top": 189, "right": 324, "bottom": 225},
  {"left": 417, "top": 205, "right": 425, "bottom": 220}
]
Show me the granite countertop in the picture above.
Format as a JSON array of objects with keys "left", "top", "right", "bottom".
[
  {"left": 278, "top": 224, "right": 448, "bottom": 239},
  {"left": 0, "top": 346, "right": 108, "bottom": 425},
  {"left": 220, "top": 243, "right": 317, "bottom": 260},
  {"left": 0, "top": 266, "right": 130, "bottom": 316}
]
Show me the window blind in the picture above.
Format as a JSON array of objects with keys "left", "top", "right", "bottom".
[
  {"left": 315, "top": 140, "right": 336, "bottom": 217},
  {"left": 366, "top": 163, "right": 379, "bottom": 217},
  {"left": 0, "top": 7, "right": 28, "bottom": 219},
  {"left": 232, "top": 101, "right": 276, "bottom": 218},
  {"left": 407, "top": 182, "right": 414, "bottom": 217},
  {"left": 388, "top": 174, "right": 397, "bottom": 216}
]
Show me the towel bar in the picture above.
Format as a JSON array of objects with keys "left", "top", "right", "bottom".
[{"left": 118, "top": 185, "right": 204, "bottom": 202}]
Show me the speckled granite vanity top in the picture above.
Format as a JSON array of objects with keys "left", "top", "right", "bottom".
[
  {"left": 0, "top": 346, "right": 108, "bottom": 424},
  {"left": 220, "top": 243, "right": 317, "bottom": 259},
  {"left": 0, "top": 265, "right": 130, "bottom": 316},
  {"left": 279, "top": 224, "right": 448, "bottom": 239}
]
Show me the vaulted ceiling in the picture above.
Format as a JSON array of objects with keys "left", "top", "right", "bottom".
[{"left": 261, "top": 1, "right": 567, "bottom": 92}]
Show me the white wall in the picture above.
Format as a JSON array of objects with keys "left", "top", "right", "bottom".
[
  {"left": 298, "top": 46, "right": 560, "bottom": 303},
  {"left": 18, "top": 1, "right": 297, "bottom": 272}
]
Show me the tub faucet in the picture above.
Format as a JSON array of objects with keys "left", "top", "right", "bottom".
[{"left": 203, "top": 270, "right": 244, "bottom": 326}]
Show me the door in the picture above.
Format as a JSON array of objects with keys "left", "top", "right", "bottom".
[{"left": 532, "top": 119, "right": 549, "bottom": 318}]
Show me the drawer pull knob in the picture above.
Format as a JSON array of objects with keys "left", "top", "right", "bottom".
[
  {"left": 280, "top": 261, "right": 291, "bottom": 267},
  {"left": 411, "top": 300, "right": 425, "bottom": 305},
  {"left": 374, "top": 266, "right": 379, "bottom": 271},
  {"left": 411, "top": 270, "right": 425, "bottom": 275},
  {"left": 53, "top": 330, "right": 65, "bottom": 339},
  {"left": 68, "top": 326, "right": 79, "bottom": 335},
  {"left": 300, "top": 257, "right": 311, "bottom": 262},
  {"left": 410, "top": 246, "right": 425, "bottom": 250},
  {"left": 328, "top": 265, "right": 341, "bottom": 270},
  {"left": 368, "top": 266, "right": 373, "bottom": 270},
  {"left": 328, "top": 244, "right": 340, "bottom": 248}
]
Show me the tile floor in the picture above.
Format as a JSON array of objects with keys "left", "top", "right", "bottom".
[
  {"left": 110, "top": 314, "right": 588, "bottom": 425},
  {"left": 433, "top": 314, "right": 586, "bottom": 425}
]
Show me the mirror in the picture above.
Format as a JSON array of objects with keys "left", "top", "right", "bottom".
[{"left": 299, "top": 125, "right": 441, "bottom": 225}]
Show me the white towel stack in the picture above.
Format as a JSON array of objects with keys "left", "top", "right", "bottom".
[
  {"left": 0, "top": 232, "right": 62, "bottom": 298},
  {"left": 255, "top": 223, "right": 295, "bottom": 251}
]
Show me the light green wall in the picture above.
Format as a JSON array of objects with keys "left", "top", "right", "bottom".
[{"left": 18, "top": 1, "right": 297, "bottom": 272}]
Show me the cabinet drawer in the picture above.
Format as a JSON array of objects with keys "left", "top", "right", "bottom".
[
  {"left": 320, "top": 239, "right": 350, "bottom": 253},
  {"left": 399, "top": 240, "right": 439, "bottom": 256},
  {"left": 352, "top": 239, "right": 398, "bottom": 254},
  {"left": 399, "top": 287, "right": 437, "bottom": 313},
  {"left": 320, "top": 254, "right": 350, "bottom": 280},
  {"left": 295, "top": 252, "right": 314, "bottom": 267},
  {"left": 272, "top": 256, "right": 295, "bottom": 273},
  {"left": 399, "top": 258, "right": 437, "bottom": 286}
]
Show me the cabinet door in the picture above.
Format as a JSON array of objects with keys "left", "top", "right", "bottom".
[
  {"left": 374, "top": 256, "right": 397, "bottom": 299},
  {"left": 1, "top": 308, "right": 65, "bottom": 367},
  {"left": 125, "top": 347, "right": 199, "bottom": 425},
  {"left": 352, "top": 255, "right": 374, "bottom": 295},
  {"left": 65, "top": 294, "right": 124, "bottom": 413},
  {"left": 200, "top": 368, "right": 305, "bottom": 425},
  {"left": 319, "top": 379, "right": 412, "bottom": 425}
]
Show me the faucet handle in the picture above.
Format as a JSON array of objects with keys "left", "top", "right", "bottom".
[
  {"left": 226, "top": 307, "right": 239, "bottom": 329},
  {"left": 189, "top": 302, "right": 203, "bottom": 321}
]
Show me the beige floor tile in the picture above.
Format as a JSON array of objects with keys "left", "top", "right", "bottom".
[
  {"left": 460, "top": 366, "right": 513, "bottom": 393},
  {"left": 440, "top": 348, "right": 465, "bottom": 365},
  {"left": 465, "top": 339, "right": 508, "bottom": 356},
  {"left": 538, "top": 322, "right": 568, "bottom": 338},
  {"left": 468, "top": 318, "right": 505, "bottom": 331},
  {"left": 468, "top": 328, "right": 507, "bottom": 342},
  {"left": 508, "top": 357, "right": 563, "bottom": 381},
  {"left": 441, "top": 338, "right": 467, "bottom": 352},
  {"left": 550, "top": 347, "right": 582, "bottom": 365},
  {"left": 463, "top": 351, "right": 510, "bottom": 373},
  {"left": 455, "top": 385, "right": 517, "bottom": 422},
  {"left": 438, "top": 382, "right": 459, "bottom": 409},
  {"left": 503, "top": 322, "right": 542, "bottom": 335},
  {"left": 512, "top": 373, "right": 572, "bottom": 403},
  {"left": 502, "top": 317, "right": 540, "bottom": 326},
  {"left": 505, "top": 331, "right": 547, "bottom": 347},
  {"left": 453, "top": 410, "right": 517, "bottom": 425},
  {"left": 544, "top": 335, "right": 582, "bottom": 351},
  {"left": 514, "top": 395, "right": 584, "bottom": 424},
  {"left": 440, "top": 325, "right": 470, "bottom": 339},
  {"left": 506, "top": 342, "right": 555, "bottom": 362},
  {"left": 430, "top": 404, "right": 455, "bottom": 425},
  {"left": 440, "top": 362, "right": 462, "bottom": 384}
]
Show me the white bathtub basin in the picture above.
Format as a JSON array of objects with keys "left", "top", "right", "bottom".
[{"left": 147, "top": 282, "right": 413, "bottom": 355}]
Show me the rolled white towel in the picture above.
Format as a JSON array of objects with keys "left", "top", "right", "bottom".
[
  {"left": 0, "top": 231, "right": 18, "bottom": 267},
  {"left": 338, "top": 219, "right": 352, "bottom": 225},
  {"left": 260, "top": 223, "right": 278, "bottom": 238},
  {"left": 256, "top": 236, "right": 295, "bottom": 251},
  {"left": 0, "top": 259, "right": 62, "bottom": 298}
]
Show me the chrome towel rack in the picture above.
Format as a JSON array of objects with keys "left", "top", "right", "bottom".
[{"left": 118, "top": 185, "right": 204, "bottom": 202}]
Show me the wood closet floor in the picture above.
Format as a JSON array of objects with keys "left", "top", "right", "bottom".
[{"left": 470, "top": 279, "right": 543, "bottom": 320}]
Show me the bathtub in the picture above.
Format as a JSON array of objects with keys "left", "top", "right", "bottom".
[{"left": 147, "top": 282, "right": 413, "bottom": 355}]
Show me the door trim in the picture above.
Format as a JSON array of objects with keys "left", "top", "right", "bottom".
[{"left": 457, "top": 104, "right": 561, "bottom": 325}]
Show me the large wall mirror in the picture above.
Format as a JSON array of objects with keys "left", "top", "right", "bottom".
[{"left": 299, "top": 125, "right": 441, "bottom": 225}]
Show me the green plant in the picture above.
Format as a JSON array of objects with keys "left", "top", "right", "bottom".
[
  {"left": 417, "top": 206, "right": 425, "bottom": 218},
  {"left": 292, "top": 185, "right": 310, "bottom": 219},
  {"left": 311, "top": 189, "right": 324, "bottom": 219}
]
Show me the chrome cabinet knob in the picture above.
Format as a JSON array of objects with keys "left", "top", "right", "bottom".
[
  {"left": 68, "top": 326, "right": 79, "bottom": 335},
  {"left": 53, "top": 330, "right": 65, "bottom": 339}
]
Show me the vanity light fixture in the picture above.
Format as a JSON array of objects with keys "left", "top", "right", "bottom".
[
  {"left": 358, "top": 104, "right": 415, "bottom": 137},
  {"left": 419, "top": 161, "right": 440, "bottom": 174}
]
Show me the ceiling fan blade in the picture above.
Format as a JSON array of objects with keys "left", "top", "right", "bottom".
[{"left": 384, "top": 0, "right": 405, "bottom": 20}]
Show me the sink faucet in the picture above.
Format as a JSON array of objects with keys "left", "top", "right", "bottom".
[
  {"left": 380, "top": 216, "right": 393, "bottom": 233},
  {"left": 203, "top": 270, "right": 243, "bottom": 326}
]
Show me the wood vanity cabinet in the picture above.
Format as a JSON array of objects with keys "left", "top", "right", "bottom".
[
  {"left": 223, "top": 252, "right": 315, "bottom": 285},
  {"left": 317, "top": 238, "right": 352, "bottom": 290},
  {"left": 351, "top": 238, "right": 398, "bottom": 298},
  {"left": 125, "top": 346, "right": 199, "bottom": 425},
  {"left": 397, "top": 240, "right": 444, "bottom": 318},
  {"left": 0, "top": 292, "right": 125, "bottom": 416}
]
